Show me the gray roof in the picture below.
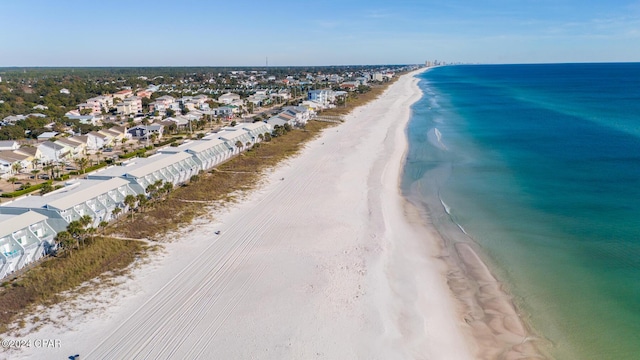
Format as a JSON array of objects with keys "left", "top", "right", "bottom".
[
  {"left": 127, "top": 152, "right": 191, "bottom": 178},
  {"left": 2, "top": 178, "right": 130, "bottom": 211},
  {"left": 0, "top": 211, "right": 48, "bottom": 237},
  {"left": 0, "top": 140, "right": 18, "bottom": 148},
  {"left": 47, "top": 178, "right": 130, "bottom": 210},
  {"left": 184, "top": 138, "right": 226, "bottom": 154},
  {"left": 267, "top": 118, "right": 289, "bottom": 127},
  {"left": 217, "top": 129, "right": 250, "bottom": 142},
  {"left": 39, "top": 142, "right": 66, "bottom": 151}
]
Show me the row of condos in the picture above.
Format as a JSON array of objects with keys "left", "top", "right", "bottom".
[
  {"left": 0, "top": 212, "right": 57, "bottom": 279},
  {"left": 0, "top": 122, "right": 273, "bottom": 280}
]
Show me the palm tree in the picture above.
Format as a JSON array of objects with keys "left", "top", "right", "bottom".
[
  {"left": 112, "top": 207, "right": 122, "bottom": 219},
  {"left": 7, "top": 177, "right": 18, "bottom": 191},
  {"left": 146, "top": 183, "right": 157, "bottom": 198},
  {"left": 85, "top": 226, "right": 97, "bottom": 242},
  {"left": 31, "top": 169, "right": 41, "bottom": 183},
  {"left": 136, "top": 193, "right": 148, "bottom": 213},
  {"left": 98, "top": 221, "right": 109, "bottom": 234},
  {"left": 66, "top": 221, "right": 84, "bottom": 250},
  {"left": 124, "top": 194, "right": 137, "bottom": 220},
  {"left": 43, "top": 163, "right": 53, "bottom": 179},
  {"left": 235, "top": 140, "right": 243, "bottom": 152},
  {"left": 55, "top": 231, "right": 75, "bottom": 256},
  {"left": 11, "top": 162, "right": 21, "bottom": 175},
  {"left": 31, "top": 158, "right": 40, "bottom": 172},
  {"left": 74, "top": 157, "right": 89, "bottom": 174},
  {"left": 258, "top": 133, "right": 264, "bottom": 142},
  {"left": 162, "top": 182, "right": 173, "bottom": 198}
]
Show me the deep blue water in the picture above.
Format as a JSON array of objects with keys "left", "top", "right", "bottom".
[{"left": 403, "top": 63, "right": 640, "bottom": 359}]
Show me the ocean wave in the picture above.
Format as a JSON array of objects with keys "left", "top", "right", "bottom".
[
  {"left": 439, "top": 195, "right": 469, "bottom": 236},
  {"left": 427, "top": 127, "right": 448, "bottom": 150},
  {"left": 439, "top": 197, "right": 451, "bottom": 215}
]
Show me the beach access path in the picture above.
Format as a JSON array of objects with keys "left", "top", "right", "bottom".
[{"left": 12, "top": 69, "right": 473, "bottom": 360}]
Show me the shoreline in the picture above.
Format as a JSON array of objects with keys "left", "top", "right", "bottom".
[
  {"left": 8, "top": 69, "right": 531, "bottom": 359},
  {"left": 400, "top": 69, "right": 548, "bottom": 359}
]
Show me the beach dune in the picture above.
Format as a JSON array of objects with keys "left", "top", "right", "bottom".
[{"left": 14, "top": 70, "right": 477, "bottom": 360}]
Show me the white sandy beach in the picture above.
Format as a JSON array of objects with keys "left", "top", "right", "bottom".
[{"left": 8, "top": 69, "right": 484, "bottom": 360}]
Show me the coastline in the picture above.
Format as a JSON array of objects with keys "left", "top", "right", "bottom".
[
  {"left": 9, "top": 69, "right": 528, "bottom": 359},
  {"left": 401, "top": 69, "right": 547, "bottom": 359}
]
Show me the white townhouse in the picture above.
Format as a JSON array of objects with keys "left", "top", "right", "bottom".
[
  {"left": 54, "top": 137, "right": 86, "bottom": 159},
  {"left": 38, "top": 142, "right": 71, "bottom": 163},
  {"left": 159, "top": 138, "right": 232, "bottom": 172},
  {"left": 240, "top": 122, "right": 272, "bottom": 142},
  {"left": 0, "top": 140, "right": 19, "bottom": 151},
  {"left": 216, "top": 128, "right": 254, "bottom": 155},
  {"left": 0, "top": 150, "right": 31, "bottom": 174},
  {"left": 217, "top": 92, "right": 241, "bottom": 105},
  {"left": 0, "top": 212, "right": 57, "bottom": 279},
  {"left": 87, "top": 131, "right": 111, "bottom": 150},
  {"left": 0, "top": 178, "right": 138, "bottom": 228},
  {"left": 99, "top": 125, "right": 128, "bottom": 143},
  {"left": 88, "top": 152, "right": 199, "bottom": 193}
]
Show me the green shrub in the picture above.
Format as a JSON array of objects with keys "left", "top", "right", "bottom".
[{"left": 1, "top": 181, "right": 53, "bottom": 198}]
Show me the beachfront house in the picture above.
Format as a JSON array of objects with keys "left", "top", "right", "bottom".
[
  {"left": 241, "top": 122, "right": 272, "bottom": 142},
  {"left": 216, "top": 128, "right": 254, "bottom": 155},
  {"left": 0, "top": 211, "right": 57, "bottom": 279},
  {"left": 0, "top": 178, "right": 138, "bottom": 229},
  {"left": 158, "top": 138, "right": 232, "bottom": 171},
  {"left": 88, "top": 152, "right": 199, "bottom": 193}
]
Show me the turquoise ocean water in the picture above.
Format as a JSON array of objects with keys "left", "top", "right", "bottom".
[{"left": 402, "top": 64, "right": 640, "bottom": 359}]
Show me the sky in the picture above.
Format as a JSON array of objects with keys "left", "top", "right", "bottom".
[{"left": 1, "top": 0, "right": 640, "bottom": 66}]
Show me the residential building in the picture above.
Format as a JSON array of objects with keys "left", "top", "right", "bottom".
[
  {"left": 0, "top": 212, "right": 57, "bottom": 279},
  {"left": 87, "top": 131, "right": 111, "bottom": 150},
  {"left": 218, "top": 93, "right": 241, "bottom": 105},
  {"left": 54, "top": 137, "right": 86, "bottom": 158},
  {"left": 88, "top": 152, "right": 199, "bottom": 192},
  {"left": 136, "top": 90, "right": 153, "bottom": 99},
  {"left": 127, "top": 124, "right": 164, "bottom": 140},
  {"left": 37, "top": 142, "right": 70, "bottom": 163},
  {"left": 216, "top": 128, "right": 253, "bottom": 155},
  {"left": 113, "top": 89, "right": 133, "bottom": 100},
  {"left": 0, "top": 178, "right": 138, "bottom": 228},
  {"left": 116, "top": 96, "right": 142, "bottom": 115},
  {"left": 0, "top": 140, "right": 19, "bottom": 151},
  {"left": 0, "top": 151, "right": 30, "bottom": 174},
  {"left": 37, "top": 131, "right": 59, "bottom": 142},
  {"left": 307, "top": 90, "right": 336, "bottom": 106},
  {"left": 158, "top": 138, "right": 232, "bottom": 171}
]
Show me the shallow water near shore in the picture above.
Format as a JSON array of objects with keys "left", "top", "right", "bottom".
[{"left": 402, "top": 64, "right": 640, "bottom": 360}]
